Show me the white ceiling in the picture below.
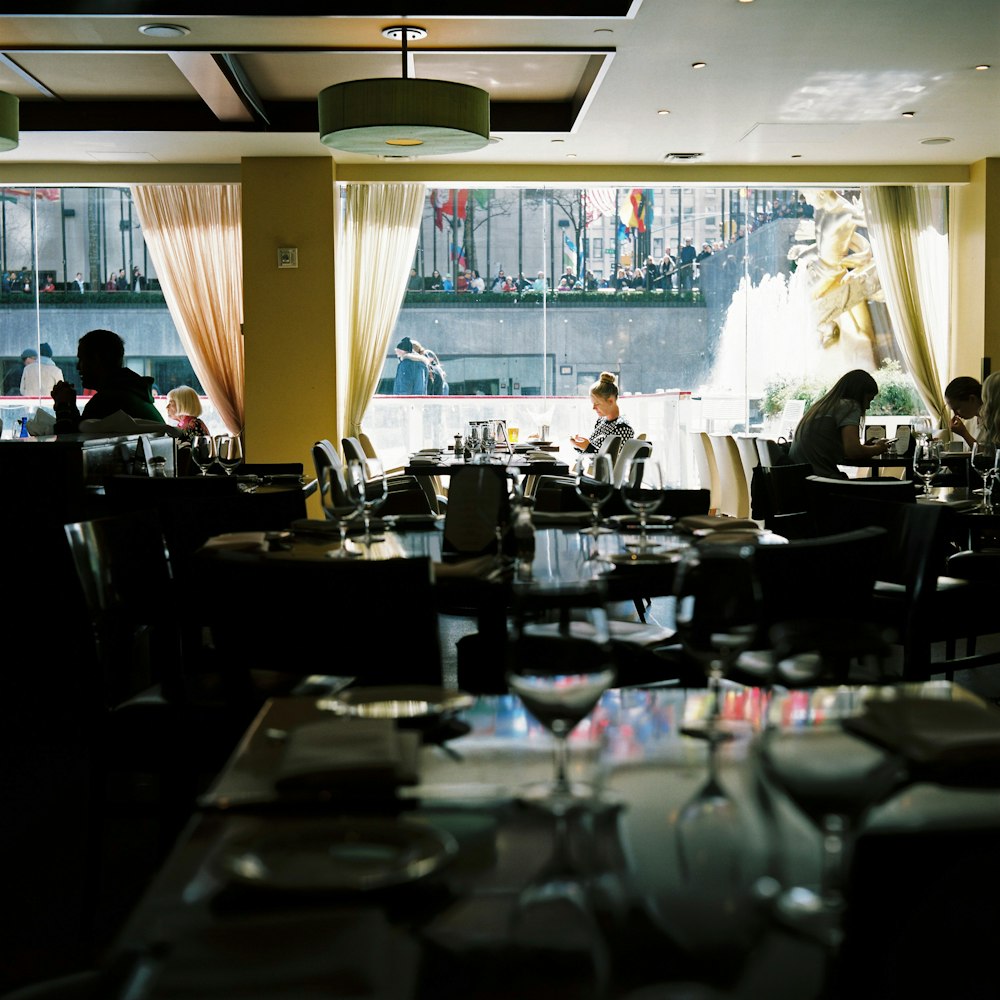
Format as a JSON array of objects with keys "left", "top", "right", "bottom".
[{"left": 0, "top": 0, "right": 998, "bottom": 168}]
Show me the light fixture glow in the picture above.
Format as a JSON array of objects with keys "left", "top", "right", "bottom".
[
  {"left": 902, "top": 111, "right": 916, "bottom": 118},
  {"left": 138, "top": 23, "right": 190, "bottom": 38},
  {"left": 920, "top": 136, "right": 954, "bottom": 145},
  {"left": 691, "top": 61, "right": 707, "bottom": 69},
  {"left": 975, "top": 64, "right": 991, "bottom": 71},
  {"left": 318, "top": 26, "right": 490, "bottom": 156},
  {"left": 657, "top": 108, "right": 671, "bottom": 116},
  {"left": 0, "top": 92, "right": 18, "bottom": 152}
]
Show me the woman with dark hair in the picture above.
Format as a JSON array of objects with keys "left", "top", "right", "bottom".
[
  {"left": 570, "top": 371, "right": 635, "bottom": 453},
  {"left": 944, "top": 375, "right": 983, "bottom": 448},
  {"left": 788, "top": 369, "right": 890, "bottom": 478}
]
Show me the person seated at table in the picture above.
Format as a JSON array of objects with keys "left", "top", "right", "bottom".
[
  {"left": 166, "top": 385, "right": 210, "bottom": 444},
  {"left": 975, "top": 372, "right": 1000, "bottom": 445},
  {"left": 570, "top": 371, "right": 635, "bottom": 452},
  {"left": 788, "top": 369, "right": 890, "bottom": 478},
  {"left": 945, "top": 375, "right": 983, "bottom": 448},
  {"left": 51, "top": 328, "right": 164, "bottom": 433}
]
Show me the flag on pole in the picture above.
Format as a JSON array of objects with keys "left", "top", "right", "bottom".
[
  {"left": 584, "top": 189, "right": 617, "bottom": 226},
  {"left": 620, "top": 188, "right": 654, "bottom": 233},
  {"left": 449, "top": 243, "right": 466, "bottom": 269},
  {"left": 433, "top": 189, "right": 470, "bottom": 230},
  {"left": 563, "top": 233, "right": 577, "bottom": 271}
]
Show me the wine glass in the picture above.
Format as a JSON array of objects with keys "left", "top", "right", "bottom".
[
  {"left": 911, "top": 414, "right": 933, "bottom": 441},
  {"left": 620, "top": 455, "right": 665, "bottom": 551},
  {"left": 215, "top": 434, "right": 243, "bottom": 476},
  {"left": 912, "top": 437, "right": 940, "bottom": 496},
  {"left": 575, "top": 453, "right": 615, "bottom": 536},
  {"left": 189, "top": 434, "right": 215, "bottom": 476},
  {"left": 971, "top": 442, "right": 997, "bottom": 509},
  {"left": 320, "top": 465, "right": 362, "bottom": 559},
  {"left": 349, "top": 458, "right": 388, "bottom": 548},
  {"left": 673, "top": 541, "right": 761, "bottom": 743},
  {"left": 506, "top": 583, "right": 616, "bottom": 810}
]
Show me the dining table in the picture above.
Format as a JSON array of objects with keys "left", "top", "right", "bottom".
[{"left": 97, "top": 678, "right": 1000, "bottom": 1000}]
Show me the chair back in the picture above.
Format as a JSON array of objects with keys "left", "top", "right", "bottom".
[
  {"left": 691, "top": 432, "right": 721, "bottom": 511},
  {"left": 313, "top": 440, "right": 350, "bottom": 515},
  {"left": 657, "top": 488, "right": 711, "bottom": 518},
  {"left": 613, "top": 438, "right": 653, "bottom": 489},
  {"left": 443, "top": 465, "right": 511, "bottom": 556},
  {"left": 357, "top": 432, "right": 379, "bottom": 460},
  {"left": 64, "top": 510, "right": 181, "bottom": 708},
  {"left": 596, "top": 434, "right": 622, "bottom": 466},
  {"left": 342, "top": 436, "right": 369, "bottom": 475},
  {"left": 709, "top": 433, "right": 750, "bottom": 517},
  {"left": 734, "top": 435, "right": 759, "bottom": 504},
  {"left": 756, "top": 438, "right": 789, "bottom": 468},
  {"left": 805, "top": 475, "right": 916, "bottom": 536}
]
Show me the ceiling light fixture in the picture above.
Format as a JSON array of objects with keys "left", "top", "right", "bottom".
[
  {"left": 138, "top": 23, "right": 190, "bottom": 38},
  {"left": 902, "top": 111, "right": 916, "bottom": 118},
  {"left": 975, "top": 64, "right": 991, "bottom": 71},
  {"left": 920, "top": 136, "right": 954, "bottom": 145},
  {"left": 318, "top": 25, "right": 490, "bottom": 156},
  {"left": 691, "top": 61, "right": 707, "bottom": 69},
  {"left": 0, "top": 92, "right": 18, "bottom": 152},
  {"left": 657, "top": 108, "right": 671, "bottom": 116}
]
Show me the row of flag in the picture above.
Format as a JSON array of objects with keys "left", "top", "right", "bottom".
[{"left": 431, "top": 188, "right": 654, "bottom": 234}]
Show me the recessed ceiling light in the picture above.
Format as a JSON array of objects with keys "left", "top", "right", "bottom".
[
  {"left": 566, "top": 153, "right": 578, "bottom": 158},
  {"left": 593, "top": 28, "right": 614, "bottom": 34},
  {"left": 975, "top": 64, "right": 991, "bottom": 71},
  {"left": 902, "top": 111, "right": 916, "bottom": 118},
  {"left": 551, "top": 138, "right": 565, "bottom": 144},
  {"left": 920, "top": 136, "right": 954, "bottom": 145},
  {"left": 488, "top": 136, "right": 503, "bottom": 144},
  {"left": 138, "top": 23, "right": 190, "bottom": 38},
  {"left": 791, "top": 154, "right": 802, "bottom": 159},
  {"left": 691, "top": 61, "right": 707, "bottom": 70},
  {"left": 657, "top": 109, "right": 671, "bottom": 116},
  {"left": 737, "top": 0, "right": 755, "bottom": 4}
]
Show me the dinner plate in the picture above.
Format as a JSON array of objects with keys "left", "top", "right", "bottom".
[
  {"left": 217, "top": 817, "right": 457, "bottom": 893},
  {"left": 317, "top": 685, "right": 474, "bottom": 720}
]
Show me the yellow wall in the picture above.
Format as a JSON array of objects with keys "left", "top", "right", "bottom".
[
  {"left": 951, "top": 158, "right": 1000, "bottom": 383},
  {"left": 241, "top": 158, "right": 337, "bottom": 508}
]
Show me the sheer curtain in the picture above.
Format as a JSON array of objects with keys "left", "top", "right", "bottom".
[
  {"left": 131, "top": 184, "right": 244, "bottom": 435},
  {"left": 862, "top": 185, "right": 949, "bottom": 425},
  {"left": 335, "top": 183, "right": 425, "bottom": 445}
]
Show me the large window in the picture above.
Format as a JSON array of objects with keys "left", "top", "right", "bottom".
[
  {"left": 369, "top": 185, "right": 947, "bottom": 477},
  {"left": 0, "top": 186, "right": 215, "bottom": 434}
]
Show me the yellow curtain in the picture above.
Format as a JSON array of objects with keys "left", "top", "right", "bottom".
[
  {"left": 130, "top": 184, "right": 244, "bottom": 435},
  {"left": 334, "top": 183, "right": 425, "bottom": 445},
  {"left": 862, "top": 186, "right": 949, "bottom": 427}
]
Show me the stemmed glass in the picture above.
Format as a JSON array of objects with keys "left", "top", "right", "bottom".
[
  {"left": 912, "top": 437, "right": 940, "bottom": 496},
  {"left": 673, "top": 541, "right": 761, "bottom": 743},
  {"left": 189, "top": 434, "right": 215, "bottom": 476},
  {"left": 348, "top": 458, "right": 388, "bottom": 548},
  {"left": 620, "top": 455, "right": 665, "bottom": 551},
  {"left": 320, "top": 465, "right": 362, "bottom": 559},
  {"left": 506, "top": 583, "right": 616, "bottom": 810},
  {"left": 575, "top": 453, "right": 615, "bottom": 536},
  {"left": 215, "top": 434, "right": 243, "bottom": 476},
  {"left": 971, "top": 442, "right": 997, "bottom": 510},
  {"left": 911, "top": 414, "right": 934, "bottom": 441}
]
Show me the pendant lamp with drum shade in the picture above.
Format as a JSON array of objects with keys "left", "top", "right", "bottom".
[
  {"left": 319, "top": 26, "right": 490, "bottom": 156},
  {"left": 0, "top": 91, "right": 18, "bottom": 151}
]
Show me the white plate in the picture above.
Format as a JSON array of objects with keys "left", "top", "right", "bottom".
[
  {"left": 217, "top": 817, "right": 457, "bottom": 892},
  {"left": 318, "top": 685, "right": 474, "bottom": 720}
]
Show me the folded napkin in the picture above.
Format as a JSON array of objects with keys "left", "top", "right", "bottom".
[
  {"left": 275, "top": 719, "right": 420, "bottom": 791},
  {"left": 677, "top": 515, "right": 760, "bottom": 534},
  {"left": 526, "top": 450, "right": 558, "bottom": 461},
  {"left": 843, "top": 697, "right": 1000, "bottom": 782},
  {"left": 202, "top": 531, "right": 269, "bottom": 553}
]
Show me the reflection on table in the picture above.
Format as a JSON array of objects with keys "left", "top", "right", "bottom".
[{"left": 105, "top": 681, "right": 1000, "bottom": 1000}]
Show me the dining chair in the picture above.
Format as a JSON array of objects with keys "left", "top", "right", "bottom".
[
  {"left": 691, "top": 431, "right": 721, "bottom": 512},
  {"left": 342, "top": 435, "right": 437, "bottom": 515},
  {"left": 612, "top": 438, "right": 653, "bottom": 488},
  {"left": 804, "top": 474, "right": 916, "bottom": 535},
  {"left": 753, "top": 463, "right": 815, "bottom": 538},
  {"left": 313, "top": 439, "right": 351, "bottom": 514},
  {"left": 359, "top": 429, "right": 447, "bottom": 509},
  {"left": 733, "top": 435, "right": 760, "bottom": 516},
  {"left": 530, "top": 433, "right": 625, "bottom": 510},
  {"left": 442, "top": 465, "right": 512, "bottom": 557},
  {"left": 708, "top": 433, "right": 750, "bottom": 517}
]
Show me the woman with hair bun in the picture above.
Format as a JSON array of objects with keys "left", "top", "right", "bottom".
[{"left": 570, "top": 371, "right": 635, "bottom": 453}]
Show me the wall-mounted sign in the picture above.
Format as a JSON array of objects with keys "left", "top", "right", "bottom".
[{"left": 560, "top": 365, "right": 573, "bottom": 375}]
